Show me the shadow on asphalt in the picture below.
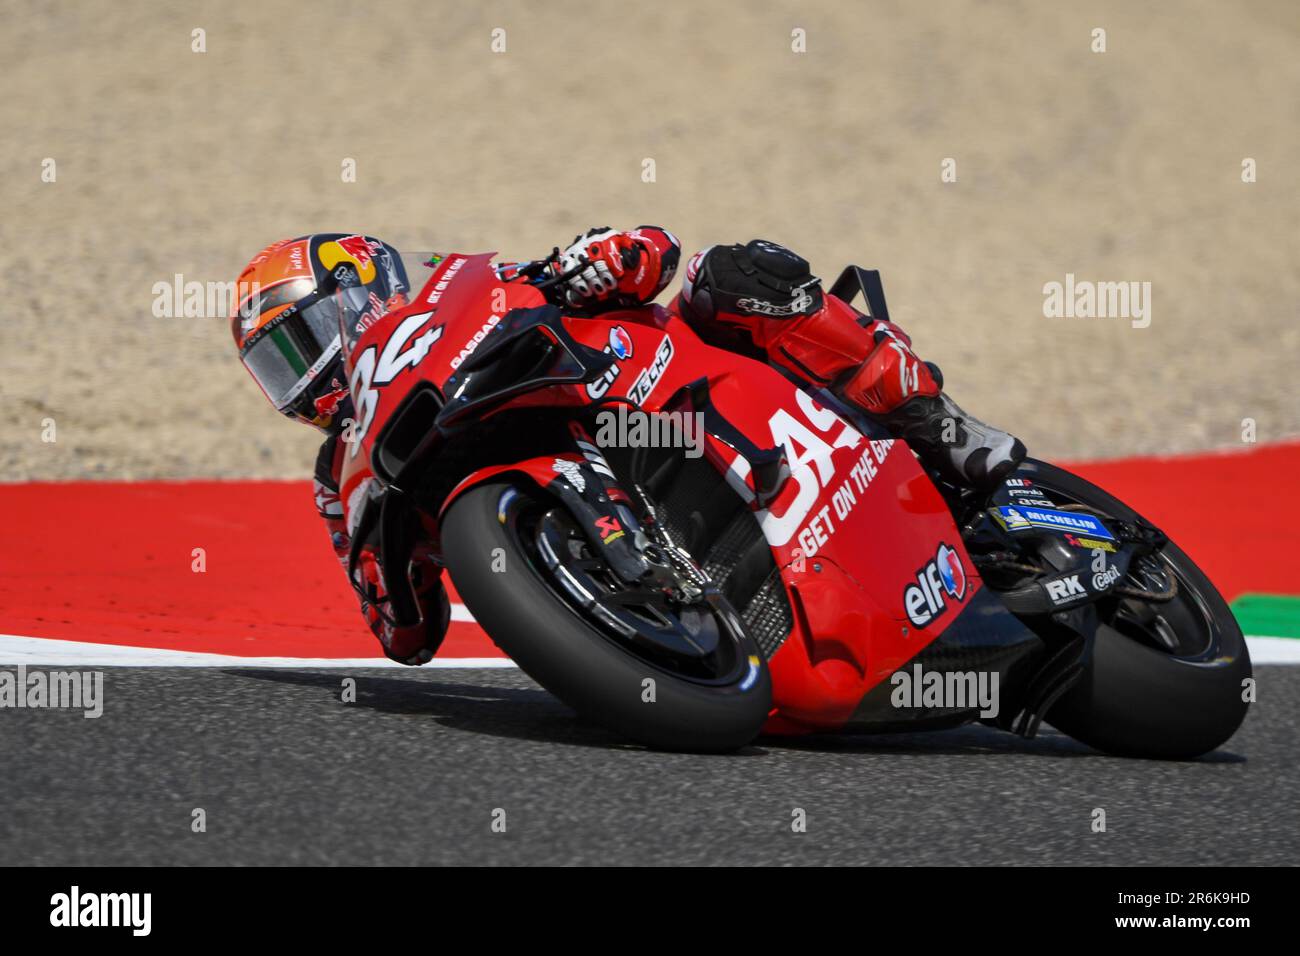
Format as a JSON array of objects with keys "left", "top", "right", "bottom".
[
  {"left": 758, "top": 723, "right": 1243, "bottom": 764},
  {"left": 222, "top": 668, "right": 1246, "bottom": 764},
  {"left": 222, "top": 668, "right": 666, "bottom": 754}
]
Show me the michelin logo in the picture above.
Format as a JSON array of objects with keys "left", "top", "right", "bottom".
[{"left": 995, "top": 505, "right": 1115, "bottom": 541}]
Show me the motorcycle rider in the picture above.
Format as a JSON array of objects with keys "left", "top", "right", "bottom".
[
  {"left": 231, "top": 229, "right": 1024, "bottom": 665},
  {"left": 231, "top": 234, "right": 451, "bottom": 665},
  {"left": 553, "top": 228, "right": 1024, "bottom": 489}
]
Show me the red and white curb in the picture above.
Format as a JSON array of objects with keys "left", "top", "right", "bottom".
[{"left": 6, "top": 444, "right": 1296, "bottom": 669}]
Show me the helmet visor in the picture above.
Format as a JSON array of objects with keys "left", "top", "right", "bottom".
[
  {"left": 334, "top": 283, "right": 375, "bottom": 338},
  {"left": 240, "top": 297, "right": 342, "bottom": 411}
]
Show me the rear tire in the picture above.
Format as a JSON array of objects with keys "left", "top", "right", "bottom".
[
  {"left": 1014, "top": 460, "right": 1251, "bottom": 759},
  {"left": 441, "top": 481, "right": 772, "bottom": 752}
]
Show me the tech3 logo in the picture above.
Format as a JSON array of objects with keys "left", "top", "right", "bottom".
[{"left": 903, "top": 542, "right": 968, "bottom": 628}]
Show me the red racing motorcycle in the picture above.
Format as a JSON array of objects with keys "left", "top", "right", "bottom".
[{"left": 333, "top": 250, "right": 1249, "bottom": 757}]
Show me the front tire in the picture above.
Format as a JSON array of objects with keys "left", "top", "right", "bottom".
[
  {"left": 441, "top": 481, "right": 772, "bottom": 752},
  {"left": 1013, "top": 460, "right": 1251, "bottom": 759}
]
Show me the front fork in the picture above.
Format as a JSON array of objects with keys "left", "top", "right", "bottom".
[{"left": 548, "top": 421, "right": 706, "bottom": 603}]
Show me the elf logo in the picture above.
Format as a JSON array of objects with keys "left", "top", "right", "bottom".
[
  {"left": 903, "top": 542, "right": 968, "bottom": 628},
  {"left": 609, "top": 325, "right": 633, "bottom": 360}
]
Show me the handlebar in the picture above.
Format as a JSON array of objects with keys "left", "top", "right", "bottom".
[{"left": 512, "top": 247, "right": 593, "bottom": 293}]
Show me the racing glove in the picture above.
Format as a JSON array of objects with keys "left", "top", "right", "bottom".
[
  {"left": 316, "top": 432, "right": 450, "bottom": 665},
  {"left": 557, "top": 226, "right": 679, "bottom": 309},
  {"left": 354, "top": 549, "right": 451, "bottom": 666}
]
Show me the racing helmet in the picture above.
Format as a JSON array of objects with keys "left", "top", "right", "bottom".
[{"left": 231, "top": 234, "right": 410, "bottom": 428}]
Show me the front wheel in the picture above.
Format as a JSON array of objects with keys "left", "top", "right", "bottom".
[
  {"left": 441, "top": 481, "right": 772, "bottom": 752},
  {"left": 1013, "top": 460, "right": 1251, "bottom": 759}
]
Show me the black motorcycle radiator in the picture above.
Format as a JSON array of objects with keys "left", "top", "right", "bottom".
[{"left": 616, "top": 445, "right": 793, "bottom": 660}]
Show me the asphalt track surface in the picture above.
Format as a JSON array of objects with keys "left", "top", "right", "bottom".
[{"left": 2, "top": 666, "right": 1295, "bottom": 866}]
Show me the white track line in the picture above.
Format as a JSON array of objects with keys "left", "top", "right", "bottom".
[
  {"left": 0, "top": 633, "right": 1295, "bottom": 667},
  {"left": 1246, "top": 635, "right": 1300, "bottom": 664},
  {"left": 0, "top": 634, "right": 513, "bottom": 668},
  {"left": 0, "top": 602, "right": 499, "bottom": 667}
]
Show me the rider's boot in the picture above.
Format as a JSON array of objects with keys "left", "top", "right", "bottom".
[
  {"left": 672, "top": 238, "right": 1026, "bottom": 491},
  {"left": 840, "top": 327, "right": 1026, "bottom": 491},
  {"left": 879, "top": 391, "right": 1027, "bottom": 490}
]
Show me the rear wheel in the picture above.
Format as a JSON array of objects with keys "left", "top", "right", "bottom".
[
  {"left": 1011, "top": 460, "right": 1251, "bottom": 759},
  {"left": 441, "top": 481, "right": 771, "bottom": 752}
]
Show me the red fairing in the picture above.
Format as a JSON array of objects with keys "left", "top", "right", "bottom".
[
  {"left": 440, "top": 306, "right": 979, "bottom": 731},
  {"left": 338, "top": 252, "right": 544, "bottom": 495},
  {"left": 651, "top": 341, "right": 978, "bottom": 731},
  {"left": 337, "top": 248, "right": 979, "bottom": 731}
]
